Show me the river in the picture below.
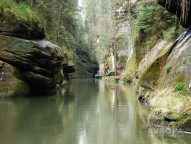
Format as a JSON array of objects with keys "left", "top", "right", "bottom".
[{"left": 0, "top": 79, "right": 191, "bottom": 144}]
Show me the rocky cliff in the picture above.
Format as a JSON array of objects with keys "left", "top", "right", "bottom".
[
  {"left": 138, "top": 29, "right": 191, "bottom": 132},
  {"left": 125, "top": 0, "right": 191, "bottom": 132},
  {"left": 0, "top": 3, "right": 74, "bottom": 97}
]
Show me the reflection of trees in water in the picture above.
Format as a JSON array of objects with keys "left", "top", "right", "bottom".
[
  {"left": 95, "top": 80, "right": 137, "bottom": 142},
  {"left": 58, "top": 79, "right": 101, "bottom": 144},
  {"left": 120, "top": 84, "right": 150, "bottom": 143}
]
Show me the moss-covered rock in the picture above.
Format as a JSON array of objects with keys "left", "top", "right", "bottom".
[
  {"left": 0, "top": 35, "right": 66, "bottom": 76},
  {"left": 158, "top": 28, "right": 191, "bottom": 94},
  {"left": 0, "top": 35, "right": 74, "bottom": 95},
  {"left": 122, "top": 0, "right": 191, "bottom": 132},
  {"left": 139, "top": 28, "right": 191, "bottom": 132},
  {"left": 0, "top": 62, "right": 29, "bottom": 98},
  {"left": 137, "top": 39, "right": 174, "bottom": 89},
  {"left": 121, "top": 53, "right": 137, "bottom": 81}
]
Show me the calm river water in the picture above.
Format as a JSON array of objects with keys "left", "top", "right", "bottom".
[{"left": 0, "top": 79, "right": 191, "bottom": 144}]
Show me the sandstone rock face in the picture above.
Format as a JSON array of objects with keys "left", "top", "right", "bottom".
[
  {"left": 0, "top": 37, "right": 65, "bottom": 77},
  {"left": 0, "top": 35, "right": 73, "bottom": 96},
  {"left": 115, "top": 21, "right": 133, "bottom": 71},
  {"left": 136, "top": 28, "right": 191, "bottom": 96},
  {"left": 0, "top": 60, "right": 29, "bottom": 98},
  {"left": 114, "top": 0, "right": 191, "bottom": 131},
  {"left": 100, "top": 1, "right": 134, "bottom": 78},
  {"left": 158, "top": 28, "right": 191, "bottom": 92},
  {"left": 137, "top": 39, "right": 174, "bottom": 89},
  {"left": 136, "top": 28, "right": 191, "bottom": 131},
  {"left": 0, "top": 3, "right": 76, "bottom": 96}
]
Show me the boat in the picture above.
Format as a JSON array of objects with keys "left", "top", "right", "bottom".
[{"left": 95, "top": 74, "right": 102, "bottom": 79}]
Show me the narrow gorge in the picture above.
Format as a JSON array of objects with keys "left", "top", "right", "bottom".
[{"left": 1, "top": 0, "right": 191, "bottom": 143}]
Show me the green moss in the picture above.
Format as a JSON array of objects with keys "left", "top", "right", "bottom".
[
  {"left": 0, "top": 78, "right": 29, "bottom": 98},
  {"left": 118, "top": 55, "right": 127, "bottom": 65},
  {"left": 176, "top": 74, "right": 185, "bottom": 82},
  {"left": 178, "top": 114, "right": 191, "bottom": 127},
  {"left": 121, "top": 53, "right": 137, "bottom": 80},
  {"left": 0, "top": 0, "right": 44, "bottom": 25},
  {"left": 13, "top": 82, "right": 29, "bottom": 96},
  {"left": 139, "top": 60, "right": 161, "bottom": 88},
  {"left": 166, "top": 65, "right": 172, "bottom": 73},
  {"left": 169, "top": 121, "right": 176, "bottom": 127},
  {"left": 176, "top": 82, "right": 185, "bottom": 91}
]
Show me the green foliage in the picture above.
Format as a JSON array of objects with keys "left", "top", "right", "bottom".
[
  {"left": 166, "top": 65, "right": 172, "bottom": 73},
  {"left": 14, "top": 82, "right": 29, "bottom": 96},
  {"left": 176, "top": 82, "right": 185, "bottom": 91},
  {"left": 177, "top": 114, "right": 191, "bottom": 128},
  {"left": 121, "top": 53, "right": 137, "bottom": 80},
  {"left": 135, "top": 1, "right": 176, "bottom": 38},
  {"left": 118, "top": 55, "right": 127, "bottom": 63},
  {"left": 59, "top": 25, "right": 78, "bottom": 48},
  {"left": 135, "top": 1, "right": 179, "bottom": 62},
  {"left": 0, "top": 0, "right": 43, "bottom": 24},
  {"left": 84, "top": 0, "right": 115, "bottom": 63}
]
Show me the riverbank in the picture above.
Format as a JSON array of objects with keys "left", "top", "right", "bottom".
[
  {"left": 134, "top": 26, "right": 191, "bottom": 132},
  {"left": 117, "top": 0, "right": 191, "bottom": 133},
  {"left": 138, "top": 88, "right": 191, "bottom": 133}
]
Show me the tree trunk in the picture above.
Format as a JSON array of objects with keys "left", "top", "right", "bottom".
[
  {"left": 157, "top": 0, "right": 191, "bottom": 28},
  {"left": 56, "top": 3, "right": 65, "bottom": 42},
  {"left": 30, "top": 0, "right": 36, "bottom": 8}
]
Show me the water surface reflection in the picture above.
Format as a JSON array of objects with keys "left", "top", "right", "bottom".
[{"left": 0, "top": 79, "right": 191, "bottom": 144}]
